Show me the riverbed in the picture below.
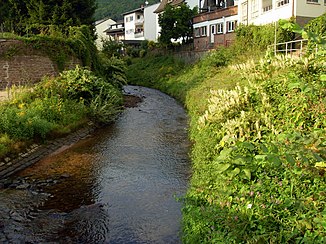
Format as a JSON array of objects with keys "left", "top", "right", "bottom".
[{"left": 0, "top": 86, "right": 191, "bottom": 243}]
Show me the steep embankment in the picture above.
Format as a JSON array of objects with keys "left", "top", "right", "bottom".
[
  {"left": 0, "top": 28, "right": 125, "bottom": 168},
  {"left": 127, "top": 50, "right": 326, "bottom": 242}
]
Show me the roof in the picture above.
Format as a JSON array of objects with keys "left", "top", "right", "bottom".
[
  {"left": 95, "top": 17, "right": 115, "bottom": 26},
  {"left": 122, "top": 7, "right": 144, "bottom": 16},
  {"left": 154, "top": 0, "right": 185, "bottom": 13},
  {"left": 104, "top": 27, "right": 125, "bottom": 34}
]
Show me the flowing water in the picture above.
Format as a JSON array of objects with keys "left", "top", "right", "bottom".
[{"left": 0, "top": 86, "right": 191, "bottom": 243}]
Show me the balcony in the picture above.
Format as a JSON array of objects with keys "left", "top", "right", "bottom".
[
  {"left": 135, "top": 18, "right": 144, "bottom": 25},
  {"left": 135, "top": 32, "right": 144, "bottom": 38}
]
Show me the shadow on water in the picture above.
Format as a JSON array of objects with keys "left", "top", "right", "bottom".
[{"left": 0, "top": 86, "right": 191, "bottom": 243}]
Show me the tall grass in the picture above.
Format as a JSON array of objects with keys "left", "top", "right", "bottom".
[{"left": 126, "top": 46, "right": 326, "bottom": 242}]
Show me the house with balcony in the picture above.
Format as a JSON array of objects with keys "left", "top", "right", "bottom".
[
  {"left": 104, "top": 20, "right": 125, "bottom": 42},
  {"left": 123, "top": 7, "right": 145, "bottom": 44},
  {"left": 238, "top": 0, "right": 326, "bottom": 27},
  {"left": 193, "top": 1, "right": 238, "bottom": 51}
]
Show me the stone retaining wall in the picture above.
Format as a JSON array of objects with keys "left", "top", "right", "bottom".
[{"left": 0, "top": 39, "right": 81, "bottom": 89}]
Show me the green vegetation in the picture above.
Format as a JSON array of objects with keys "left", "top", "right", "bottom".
[
  {"left": 126, "top": 23, "right": 326, "bottom": 242},
  {"left": 0, "top": 65, "right": 123, "bottom": 159},
  {"left": 158, "top": 3, "right": 197, "bottom": 45},
  {"left": 95, "top": 0, "right": 160, "bottom": 21},
  {"left": 0, "top": 4, "right": 126, "bottom": 160},
  {"left": 0, "top": 0, "right": 96, "bottom": 34}
]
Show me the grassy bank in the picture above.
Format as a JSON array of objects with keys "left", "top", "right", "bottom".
[
  {"left": 126, "top": 47, "right": 326, "bottom": 242},
  {"left": 0, "top": 66, "right": 123, "bottom": 160}
]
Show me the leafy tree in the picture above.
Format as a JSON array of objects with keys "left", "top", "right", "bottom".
[
  {"left": 158, "top": 3, "right": 197, "bottom": 45},
  {"left": 0, "top": 0, "right": 96, "bottom": 34}
]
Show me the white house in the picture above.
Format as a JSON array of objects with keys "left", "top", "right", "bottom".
[
  {"left": 144, "top": 3, "right": 161, "bottom": 41},
  {"left": 123, "top": 7, "right": 145, "bottom": 42},
  {"left": 238, "top": 0, "right": 326, "bottom": 26},
  {"left": 95, "top": 18, "right": 116, "bottom": 49}
]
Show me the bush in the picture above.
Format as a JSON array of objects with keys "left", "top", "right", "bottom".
[{"left": 0, "top": 65, "right": 123, "bottom": 159}]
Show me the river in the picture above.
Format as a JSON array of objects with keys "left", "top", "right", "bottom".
[{"left": 0, "top": 86, "right": 191, "bottom": 243}]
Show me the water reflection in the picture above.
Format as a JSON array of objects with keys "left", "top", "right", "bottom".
[{"left": 0, "top": 86, "right": 190, "bottom": 243}]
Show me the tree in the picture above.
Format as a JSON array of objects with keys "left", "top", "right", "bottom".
[
  {"left": 0, "top": 0, "right": 96, "bottom": 34},
  {"left": 158, "top": 3, "right": 197, "bottom": 45}
]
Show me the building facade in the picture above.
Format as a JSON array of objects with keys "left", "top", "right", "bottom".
[
  {"left": 144, "top": 3, "right": 161, "bottom": 41},
  {"left": 193, "top": 1, "right": 238, "bottom": 50},
  {"left": 123, "top": 8, "right": 145, "bottom": 42},
  {"left": 104, "top": 20, "right": 125, "bottom": 42},
  {"left": 95, "top": 18, "right": 116, "bottom": 49},
  {"left": 193, "top": 0, "right": 326, "bottom": 51},
  {"left": 238, "top": 0, "right": 326, "bottom": 26}
]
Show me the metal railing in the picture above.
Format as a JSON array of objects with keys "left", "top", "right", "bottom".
[{"left": 268, "top": 39, "right": 318, "bottom": 57}]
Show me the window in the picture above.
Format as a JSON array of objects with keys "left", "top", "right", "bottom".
[
  {"left": 137, "top": 15, "right": 141, "bottom": 19},
  {"left": 251, "top": 0, "right": 259, "bottom": 19},
  {"left": 130, "top": 16, "right": 134, "bottom": 21},
  {"left": 211, "top": 25, "right": 216, "bottom": 35},
  {"left": 195, "top": 28, "right": 200, "bottom": 37},
  {"left": 241, "top": 2, "right": 248, "bottom": 22},
  {"left": 306, "top": 0, "right": 319, "bottom": 3},
  {"left": 276, "top": 0, "right": 289, "bottom": 7},
  {"left": 217, "top": 23, "right": 223, "bottom": 34},
  {"left": 201, "top": 26, "right": 207, "bottom": 36},
  {"left": 227, "top": 21, "right": 236, "bottom": 32},
  {"left": 262, "top": 0, "right": 273, "bottom": 12}
]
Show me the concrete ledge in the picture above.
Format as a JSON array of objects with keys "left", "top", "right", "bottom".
[{"left": 0, "top": 125, "right": 96, "bottom": 179}]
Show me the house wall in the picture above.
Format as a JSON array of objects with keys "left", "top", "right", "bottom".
[
  {"left": 193, "top": 6, "right": 238, "bottom": 50},
  {"left": 144, "top": 3, "right": 160, "bottom": 41},
  {"left": 95, "top": 18, "right": 116, "bottom": 49},
  {"left": 124, "top": 13, "right": 136, "bottom": 40},
  {"left": 296, "top": 0, "right": 326, "bottom": 23},
  {"left": 124, "top": 11, "right": 145, "bottom": 41},
  {"left": 238, "top": 0, "right": 293, "bottom": 25},
  {"left": 186, "top": 0, "right": 199, "bottom": 8},
  {"left": 238, "top": 0, "right": 326, "bottom": 26}
]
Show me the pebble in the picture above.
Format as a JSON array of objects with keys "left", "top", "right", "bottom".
[
  {"left": 60, "top": 173, "right": 71, "bottom": 178},
  {"left": 16, "top": 184, "right": 30, "bottom": 190}
]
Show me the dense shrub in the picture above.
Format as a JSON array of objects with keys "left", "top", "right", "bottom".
[
  {"left": 183, "top": 54, "right": 326, "bottom": 243},
  {"left": 0, "top": 66, "right": 123, "bottom": 158},
  {"left": 234, "top": 21, "right": 294, "bottom": 53}
]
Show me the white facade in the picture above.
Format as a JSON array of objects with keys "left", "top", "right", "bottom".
[
  {"left": 238, "top": 0, "right": 326, "bottom": 25},
  {"left": 124, "top": 9, "right": 145, "bottom": 41},
  {"left": 144, "top": 3, "right": 161, "bottom": 41},
  {"left": 186, "top": 0, "right": 200, "bottom": 8},
  {"left": 95, "top": 18, "right": 116, "bottom": 49}
]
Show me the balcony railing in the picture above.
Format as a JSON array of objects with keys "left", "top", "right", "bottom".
[{"left": 134, "top": 32, "right": 144, "bottom": 38}]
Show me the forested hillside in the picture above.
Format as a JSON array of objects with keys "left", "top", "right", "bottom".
[{"left": 95, "top": 0, "right": 160, "bottom": 20}]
